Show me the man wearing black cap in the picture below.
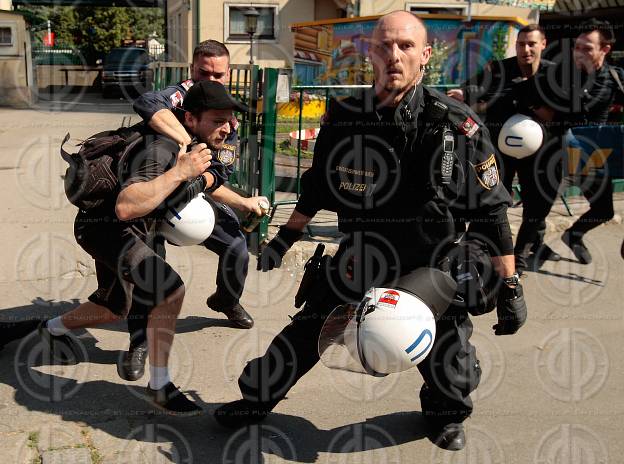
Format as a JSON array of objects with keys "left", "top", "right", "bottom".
[
  {"left": 118, "top": 80, "right": 258, "bottom": 383},
  {"left": 32, "top": 81, "right": 242, "bottom": 415},
  {"left": 120, "top": 40, "right": 262, "bottom": 384}
]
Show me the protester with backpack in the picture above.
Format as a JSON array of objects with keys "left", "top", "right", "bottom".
[
  {"left": 119, "top": 40, "right": 265, "bottom": 382},
  {"left": 38, "top": 81, "right": 244, "bottom": 415}
]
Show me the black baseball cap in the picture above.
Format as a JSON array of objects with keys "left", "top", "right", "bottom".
[{"left": 183, "top": 80, "right": 246, "bottom": 113}]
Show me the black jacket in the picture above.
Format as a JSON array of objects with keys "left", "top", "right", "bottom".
[
  {"left": 295, "top": 84, "right": 513, "bottom": 260},
  {"left": 462, "top": 56, "right": 555, "bottom": 140}
]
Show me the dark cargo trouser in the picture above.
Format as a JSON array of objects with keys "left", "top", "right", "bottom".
[
  {"left": 237, "top": 250, "right": 481, "bottom": 425},
  {"left": 127, "top": 198, "right": 249, "bottom": 347},
  {"left": 567, "top": 174, "right": 614, "bottom": 237},
  {"left": 500, "top": 140, "right": 563, "bottom": 269}
]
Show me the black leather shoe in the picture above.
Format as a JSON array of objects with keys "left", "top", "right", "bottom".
[
  {"left": 207, "top": 294, "right": 254, "bottom": 329},
  {"left": 431, "top": 423, "right": 466, "bottom": 451},
  {"left": 117, "top": 342, "right": 148, "bottom": 381},
  {"left": 562, "top": 231, "right": 592, "bottom": 264},
  {"left": 147, "top": 382, "right": 202, "bottom": 416},
  {"left": 214, "top": 399, "right": 273, "bottom": 428}
]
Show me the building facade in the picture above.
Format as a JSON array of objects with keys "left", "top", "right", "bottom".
[
  {"left": 166, "top": 0, "right": 354, "bottom": 67},
  {"left": 0, "top": 10, "right": 33, "bottom": 106}
]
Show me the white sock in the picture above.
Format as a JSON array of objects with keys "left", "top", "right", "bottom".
[
  {"left": 46, "top": 317, "right": 70, "bottom": 336},
  {"left": 149, "top": 365, "right": 171, "bottom": 390}
]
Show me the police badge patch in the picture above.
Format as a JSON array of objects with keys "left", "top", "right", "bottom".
[
  {"left": 217, "top": 144, "right": 237, "bottom": 166},
  {"left": 472, "top": 154, "right": 499, "bottom": 190}
]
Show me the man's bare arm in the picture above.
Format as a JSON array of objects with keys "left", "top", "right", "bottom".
[
  {"left": 116, "top": 144, "right": 212, "bottom": 220},
  {"left": 491, "top": 255, "right": 516, "bottom": 279},
  {"left": 148, "top": 109, "right": 192, "bottom": 145},
  {"left": 210, "top": 186, "right": 269, "bottom": 216}
]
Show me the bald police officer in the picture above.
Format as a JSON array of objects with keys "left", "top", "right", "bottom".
[{"left": 215, "top": 11, "right": 527, "bottom": 451}]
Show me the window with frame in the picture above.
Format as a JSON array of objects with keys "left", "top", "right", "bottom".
[
  {"left": 0, "top": 27, "right": 13, "bottom": 46},
  {"left": 226, "top": 5, "right": 278, "bottom": 41}
]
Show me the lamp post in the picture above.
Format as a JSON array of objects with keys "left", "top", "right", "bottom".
[{"left": 244, "top": 7, "right": 259, "bottom": 65}]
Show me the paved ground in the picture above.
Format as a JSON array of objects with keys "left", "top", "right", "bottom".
[{"left": 0, "top": 97, "right": 623, "bottom": 463}]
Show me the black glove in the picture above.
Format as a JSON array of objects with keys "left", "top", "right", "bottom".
[
  {"left": 257, "top": 227, "right": 304, "bottom": 272},
  {"left": 493, "top": 283, "right": 527, "bottom": 336}
]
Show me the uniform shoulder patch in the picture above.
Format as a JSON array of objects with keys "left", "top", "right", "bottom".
[
  {"left": 181, "top": 79, "right": 194, "bottom": 91},
  {"left": 217, "top": 143, "right": 237, "bottom": 166},
  {"left": 458, "top": 117, "right": 479, "bottom": 138},
  {"left": 170, "top": 90, "right": 184, "bottom": 108},
  {"left": 471, "top": 153, "right": 499, "bottom": 190}
]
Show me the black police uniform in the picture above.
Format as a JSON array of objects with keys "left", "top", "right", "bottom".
[
  {"left": 233, "top": 85, "right": 514, "bottom": 426},
  {"left": 128, "top": 82, "right": 250, "bottom": 346},
  {"left": 462, "top": 56, "right": 561, "bottom": 270},
  {"left": 554, "top": 63, "right": 624, "bottom": 240}
]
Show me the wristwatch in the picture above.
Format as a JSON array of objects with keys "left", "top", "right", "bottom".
[{"left": 503, "top": 273, "right": 520, "bottom": 287}]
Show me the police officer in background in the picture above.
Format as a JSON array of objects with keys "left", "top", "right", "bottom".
[
  {"left": 448, "top": 24, "right": 562, "bottom": 275},
  {"left": 119, "top": 41, "right": 266, "bottom": 382},
  {"left": 547, "top": 20, "right": 624, "bottom": 263},
  {"left": 214, "top": 11, "right": 527, "bottom": 451}
]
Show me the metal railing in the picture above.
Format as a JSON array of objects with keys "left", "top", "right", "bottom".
[{"left": 150, "top": 61, "right": 189, "bottom": 90}]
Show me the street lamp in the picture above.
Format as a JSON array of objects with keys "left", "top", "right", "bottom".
[{"left": 243, "top": 7, "right": 260, "bottom": 65}]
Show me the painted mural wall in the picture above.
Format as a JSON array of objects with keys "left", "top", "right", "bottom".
[{"left": 292, "top": 16, "right": 523, "bottom": 87}]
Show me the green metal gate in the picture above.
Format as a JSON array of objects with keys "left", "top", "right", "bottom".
[{"left": 226, "top": 65, "right": 278, "bottom": 245}]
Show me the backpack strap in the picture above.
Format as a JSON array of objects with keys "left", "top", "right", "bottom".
[{"left": 60, "top": 132, "right": 73, "bottom": 163}]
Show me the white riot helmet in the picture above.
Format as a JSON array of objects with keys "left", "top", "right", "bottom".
[
  {"left": 158, "top": 192, "right": 216, "bottom": 246},
  {"left": 318, "top": 268, "right": 457, "bottom": 376},
  {"left": 497, "top": 113, "right": 544, "bottom": 159}
]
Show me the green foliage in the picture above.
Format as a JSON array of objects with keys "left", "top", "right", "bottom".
[
  {"left": 424, "top": 39, "right": 451, "bottom": 86},
  {"left": 127, "top": 9, "right": 165, "bottom": 39},
  {"left": 18, "top": 6, "right": 164, "bottom": 62},
  {"left": 491, "top": 25, "right": 509, "bottom": 62},
  {"left": 78, "top": 8, "right": 132, "bottom": 57}
]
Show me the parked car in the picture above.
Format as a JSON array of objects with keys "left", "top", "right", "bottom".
[{"left": 101, "top": 47, "right": 153, "bottom": 98}]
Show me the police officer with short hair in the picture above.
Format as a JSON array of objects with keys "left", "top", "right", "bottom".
[
  {"left": 215, "top": 11, "right": 527, "bottom": 451},
  {"left": 555, "top": 20, "right": 624, "bottom": 263},
  {"left": 449, "top": 24, "right": 562, "bottom": 275}
]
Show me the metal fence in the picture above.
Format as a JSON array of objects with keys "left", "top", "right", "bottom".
[{"left": 32, "top": 46, "right": 84, "bottom": 65}]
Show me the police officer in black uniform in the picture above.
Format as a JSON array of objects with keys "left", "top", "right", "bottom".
[
  {"left": 215, "top": 11, "right": 527, "bottom": 451},
  {"left": 552, "top": 20, "right": 624, "bottom": 263},
  {"left": 449, "top": 24, "right": 562, "bottom": 274}
]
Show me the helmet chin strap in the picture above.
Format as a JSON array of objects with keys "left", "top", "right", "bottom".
[{"left": 355, "top": 296, "right": 388, "bottom": 378}]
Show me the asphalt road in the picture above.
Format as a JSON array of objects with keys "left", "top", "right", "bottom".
[{"left": 0, "top": 101, "right": 623, "bottom": 463}]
